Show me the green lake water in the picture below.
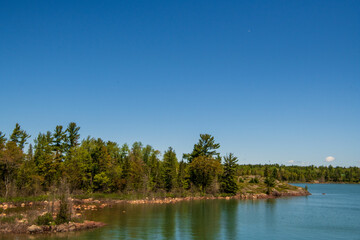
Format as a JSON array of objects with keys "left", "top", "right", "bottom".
[{"left": 2, "top": 184, "right": 360, "bottom": 239}]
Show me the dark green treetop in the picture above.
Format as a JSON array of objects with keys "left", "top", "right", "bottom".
[
  {"left": 53, "top": 125, "right": 67, "bottom": 157},
  {"left": 66, "top": 122, "right": 80, "bottom": 149},
  {"left": 0, "top": 131, "right": 6, "bottom": 148},
  {"left": 221, "top": 153, "right": 239, "bottom": 194},
  {"left": 10, "top": 123, "right": 30, "bottom": 149},
  {"left": 183, "top": 134, "right": 220, "bottom": 163},
  {"left": 163, "top": 147, "right": 178, "bottom": 191}
]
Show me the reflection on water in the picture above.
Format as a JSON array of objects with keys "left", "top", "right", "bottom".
[{"left": 2, "top": 184, "right": 360, "bottom": 240}]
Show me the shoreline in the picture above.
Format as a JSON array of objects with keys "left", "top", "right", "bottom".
[
  {"left": 290, "top": 182, "right": 360, "bottom": 184},
  {"left": 0, "top": 187, "right": 310, "bottom": 234}
]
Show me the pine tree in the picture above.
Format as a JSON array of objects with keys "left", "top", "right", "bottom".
[
  {"left": 66, "top": 122, "right": 80, "bottom": 150},
  {"left": 221, "top": 153, "right": 239, "bottom": 194},
  {"left": 53, "top": 125, "right": 67, "bottom": 158},
  {"left": 163, "top": 147, "right": 178, "bottom": 192},
  {"left": 10, "top": 123, "right": 30, "bottom": 149},
  {"left": 183, "top": 134, "right": 220, "bottom": 163}
]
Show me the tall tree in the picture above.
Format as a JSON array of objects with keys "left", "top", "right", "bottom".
[
  {"left": 221, "top": 153, "right": 239, "bottom": 194},
  {"left": 189, "top": 156, "right": 222, "bottom": 192},
  {"left": 34, "top": 132, "right": 58, "bottom": 188},
  {"left": 0, "top": 141, "right": 24, "bottom": 198},
  {"left": 53, "top": 125, "right": 67, "bottom": 158},
  {"left": 183, "top": 134, "right": 220, "bottom": 163},
  {"left": 64, "top": 146, "right": 92, "bottom": 192},
  {"left": 163, "top": 147, "right": 178, "bottom": 192},
  {"left": 119, "top": 144, "right": 130, "bottom": 191},
  {"left": 66, "top": 122, "right": 80, "bottom": 150},
  {"left": 0, "top": 131, "right": 6, "bottom": 148},
  {"left": 10, "top": 123, "right": 30, "bottom": 149},
  {"left": 128, "top": 142, "right": 145, "bottom": 191}
]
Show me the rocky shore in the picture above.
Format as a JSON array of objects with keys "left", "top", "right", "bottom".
[
  {"left": 0, "top": 220, "right": 105, "bottom": 234},
  {"left": 0, "top": 185, "right": 310, "bottom": 234},
  {"left": 123, "top": 188, "right": 310, "bottom": 204}
]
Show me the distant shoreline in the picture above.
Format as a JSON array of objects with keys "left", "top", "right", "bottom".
[{"left": 290, "top": 182, "right": 360, "bottom": 184}]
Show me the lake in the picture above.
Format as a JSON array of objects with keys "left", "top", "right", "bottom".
[{"left": 2, "top": 184, "right": 360, "bottom": 240}]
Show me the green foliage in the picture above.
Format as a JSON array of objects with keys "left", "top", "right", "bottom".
[
  {"left": 221, "top": 153, "right": 239, "bottom": 194},
  {"left": 265, "top": 177, "right": 275, "bottom": 188},
  {"left": 177, "top": 161, "right": 190, "bottom": 190},
  {"left": 34, "top": 132, "right": 59, "bottom": 188},
  {"left": 183, "top": 134, "right": 220, "bottom": 163},
  {"left": 55, "top": 194, "right": 71, "bottom": 225},
  {"left": 36, "top": 212, "right": 53, "bottom": 226},
  {"left": 10, "top": 123, "right": 30, "bottom": 149},
  {"left": 53, "top": 125, "right": 67, "bottom": 159},
  {"left": 0, "top": 216, "right": 17, "bottom": 223},
  {"left": 1, "top": 122, "right": 360, "bottom": 200},
  {"left": 163, "top": 147, "right": 178, "bottom": 192},
  {"left": 189, "top": 156, "right": 222, "bottom": 192},
  {"left": 0, "top": 131, "right": 6, "bottom": 148},
  {"left": 0, "top": 141, "right": 24, "bottom": 198},
  {"left": 93, "top": 172, "right": 111, "bottom": 192},
  {"left": 64, "top": 146, "right": 92, "bottom": 192},
  {"left": 66, "top": 122, "right": 80, "bottom": 149},
  {"left": 249, "top": 177, "right": 259, "bottom": 183}
]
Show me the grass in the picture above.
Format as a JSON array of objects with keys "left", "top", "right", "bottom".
[
  {"left": 0, "top": 195, "right": 49, "bottom": 203},
  {"left": 0, "top": 214, "right": 23, "bottom": 224},
  {"left": 0, "top": 179, "right": 306, "bottom": 205}
]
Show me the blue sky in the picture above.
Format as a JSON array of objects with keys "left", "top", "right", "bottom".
[{"left": 1, "top": 0, "right": 359, "bottom": 166}]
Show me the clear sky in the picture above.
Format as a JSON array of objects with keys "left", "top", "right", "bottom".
[{"left": 1, "top": 0, "right": 359, "bottom": 167}]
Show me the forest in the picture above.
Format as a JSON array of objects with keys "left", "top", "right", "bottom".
[{"left": 0, "top": 123, "right": 359, "bottom": 199}]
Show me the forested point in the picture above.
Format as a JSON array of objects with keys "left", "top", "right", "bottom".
[{"left": 0, "top": 123, "right": 359, "bottom": 199}]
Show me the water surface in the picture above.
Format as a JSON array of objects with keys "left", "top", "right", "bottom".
[{"left": 2, "top": 184, "right": 360, "bottom": 240}]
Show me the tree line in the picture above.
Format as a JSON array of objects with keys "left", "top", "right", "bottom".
[
  {"left": 238, "top": 164, "right": 360, "bottom": 183},
  {"left": 0, "top": 123, "right": 359, "bottom": 199}
]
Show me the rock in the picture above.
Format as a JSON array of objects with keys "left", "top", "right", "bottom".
[
  {"left": 28, "top": 225, "right": 42, "bottom": 233},
  {"left": 68, "top": 222, "right": 76, "bottom": 231},
  {"left": 56, "top": 223, "right": 68, "bottom": 232}
]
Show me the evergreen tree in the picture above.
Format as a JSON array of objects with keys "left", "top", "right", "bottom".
[
  {"left": 34, "top": 132, "right": 58, "bottom": 188},
  {"left": 0, "top": 131, "right": 6, "bottom": 148},
  {"left": 66, "top": 122, "right": 80, "bottom": 150},
  {"left": 10, "top": 123, "right": 30, "bottom": 149},
  {"left": 119, "top": 144, "right": 130, "bottom": 191},
  {"left": 0, "top": 141, "right": 24, "bottom": 197},
  {"left": 221, "top": 153, "right": 239, "bottom": 194},
  {"left": 53, "top": 125, "right": 67, "bottom": 158},
  {"left": 183, "top": 134, "right": 220, "bottom": 163},
  {"left": 10, "top": 123, "right": 21, "bottom": 143},
  {"left": 163, "top": 147, "right": 178, "bottom": 192},
  {"left": 189, "top": 156, "right": 222, "bottom": 192}
]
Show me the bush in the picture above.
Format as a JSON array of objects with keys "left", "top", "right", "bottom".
[
  {"left": 55, "top": 194, "right": 71, "bottom": 225},
  {"left": 265, "top": 177, "right": 275, "bottom": 188},
  {"left": 36, "top": 213, "right": 53, "bottom": 226},
  {"left": 0, "top": 216, "right": 16, "bottom": 224},
  {"left": 249, "top": 177, "right": 259, "bottom": 183}
]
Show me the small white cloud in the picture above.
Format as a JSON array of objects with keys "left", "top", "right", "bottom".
[
  {"left": 288, "top": 160, "right": 294, "bottom": 163},
  {"left": 325, "top": 156, "right": 335, "bottom": 162}
]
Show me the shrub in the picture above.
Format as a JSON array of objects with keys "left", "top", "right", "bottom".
[
  {"left": 265, "top": 177, "right": 275, "bottom": 188},
  {"left": 249, "top": 177, "right": 259, "bottom": 183},
  {"left": 36, "top": 213, "right": 53, "bottom": 226},
  {"left": 55, "top": 194, "right": 71, "bottom": 225},
  {"left": 0, "top": 216, "right": 16, "bottom": 224}
]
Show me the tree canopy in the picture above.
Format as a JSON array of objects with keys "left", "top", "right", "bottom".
[{"left": 0, "top": 123, "right": 359, "bottom": 199}]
